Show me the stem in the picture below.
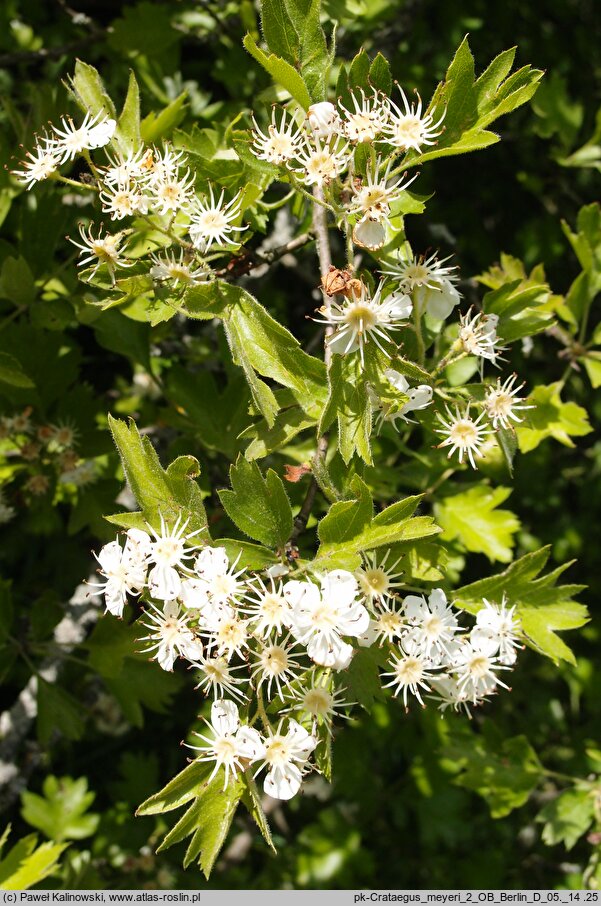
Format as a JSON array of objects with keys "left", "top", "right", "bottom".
[
  {"left": 412, "top": 299, "right": 426, "bottom": 366},
  {"left": 288, "top": 186, "right": 335, "bottom": 545},
  {"left": 432, "top": 339, "right": 464, "bottom": 377},
  {"left": 138, "top": 213, "right": 193, "bottom": 251},
  {"left": 256, "top": 688, "right": 271, "bottom": 731},
  {"left": 53, "top": 174, "right": 98, "bottom": 191}
]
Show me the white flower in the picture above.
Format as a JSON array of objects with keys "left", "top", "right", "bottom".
[
  {"left": 212, "top": 612, "right": 250, "bottom": 660},
  {"left": 285, "top": 570, "right": 369, "bottom": 669},
  {"left": 403, "top": 588, "right": 461, "bottom": 660},
  {"left": 459, "top": 308, "right": 504, "bottom": 364},
  {"left": 436, "top": 404, "right": 493, "bottom": 469},
  {"left": 143, "top": 146, "right": 189, "bottom": 182},
  {"left": 428, "top": 675, "right": 475, "bottom": 715},
  {"left": 149, "top": 249, "right": 210, "bottom": 286},
  {"left": 99, "top": 180, "right": 149, "bottom": 220},
  {"left": 193, "top": 546, "right": 248, "bottom": 606},
  {"left": 371, "top": 599, "right": 407, "bottom": 644},
  {"left": 188, "top": 187, "right": 244, "bottom": 251},
  {"left": 69, "top": 223, "right": 131, "bottom": 280},
  {"left": 352, "top": 219, "right": 387, "bottom": 250},
  {"left": 250, "top": 637, "right": 302, "bottom": 699},
  {"left": 339, "top": 89, "right": 389, "bottom": 144},
  {"left": 13, "top": 137, "right": 60, "bottom": 188},
  {"left": 382, "top": 87, "right": 444, "bottom": 153},
  {"left": 250, "top": 108, "right": 304, "bottom": 165},
  {"left": 348, "top": 160, "right": 416, "bottom": 224},
  {"left": 307, "top": 101, "right": 342, "bottom": 139},
  {"left": 485, "top": 374, "right": 534, "bottom": 430},
  {"left": 471, "top": 596, "right": 522, "bottom": 665},
  {"left": 241, "top": 576, "right": 293, "bottom": 638},
  {"left": 384, "top": 251, "right": 461, "bottom": 320},
  {"left": 355, "top": 550, "right": 404, "bottom": 602},
  {"left": 282, "top": 673, "right": 351, "bottom": 734},
  {"left": 49, "top": 111, "right": 116, "bottom": 162},
  {"left": 140, "top": 600, "right": 201, "bottom": 670},
  {"left": 147, "top": 167, "right": 195, "bottom": 215},
  {"left": 146, "top": 514, "right": 202, "bottom": 601},
  {"left": 451, "top": 637, "right": 511, "bottom": 703},
  {"left": 381, "top": 640, "right": 439, "bottom": 708},
  {"left": 293, "top": 135, "right": 350, "bottom": 187},
  {"left": 320, "top": 281, "right": 411, "bottom": 366},
  {"left": 188, "top": 700, "right": 263, "bottom": 789},
  {"left": 92, "top": 530, "right": 150, "bottom": 617},
  {"left": 100, "top": 148, "right": 148, "bottom": 186},
  {"left": 253, "top": 719, "right": 317, "bottom": 800},
  {"left": 192, "top": 651, "right": 248, "bottom": 701}
]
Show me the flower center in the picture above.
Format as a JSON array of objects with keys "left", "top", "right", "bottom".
[
  {"left": 395, "top": 656, "right": 423, "bottom": 685},
  {"left": 345, "top": 304, "right": 378, "bottom": 332},
  {"left": 153, "top": 538, "right": 183, "bottom": 566},
  {"left": 266, "top": 133, "right": 295, "bottom": 159},
  {"left": 264, "top": 736, "right": 290, "bottom": 767},
  {"left": 211, "top": 573, "right": 239, "bottom": 601},
  {"left": 450, "top": 420, "right": 479, "bottom": 445},
  {"left": 394, "top": 116, "right": 423, "bottom": 142},
  {"left": 379, "top": 612, "right": 403, "bottom": 638},
  {"left": 310, "top": 601, "right": 338, "bottom": 631},
  {"left": 423, "top": 615, "right": 442, "bottom": 638},
  {"left": 302, "top": 688, "right": 333, "bottom": 717},
  {"left": 469, "top": 655, "right": 490, "bottom": 678},
  {"left": 214, "top": 736, "right": 237, "bottom": 763},
  {"left": 361, "top": 568, "right": 389, "bottom": 595},
  {"left": 260, "top": 645, "right": 289, "bottom": 676}
]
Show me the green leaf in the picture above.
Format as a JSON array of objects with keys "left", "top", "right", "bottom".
[
  {"left": 183, "top": 773, "right": 244, "bottom": 877},
  {"left": 137, "top": 761, "right": 214, "bottom": 816},
  {"left": 37, "top": 680, "right": 85, "bottom": 745},
  {"left": 0, "top": 256, "right": 36, "bottom": 307},
  {"left": 435, "top": 485, "right": 521, "bottom": 563},
  {"left": 21, "top": 776, "right": 99, "bottom": 842},
  {"left": 106, "top": 658, "right": 184, "bottom": 727},
  {"left": 0, "top": 832, "right": 67, "bottom": 891},
  {"left": 68, "top": 60, "right": 116, "bottom": 120},
  {"left": 403, "top": 40, "right": 543, "bottom": 167},
  {"left": 320, "top": 353, "right": 373, "bottom": 465},
  {"left": 0, "top": 352, "right": 34, "bottom": 389},
  {"left": 537, "top": 788, "right": 596, "bottom": 851},
  {"left": 478, "top": 253, "right": 556, "bottom": 341},
  {"left": 455, "top": 547, "right": 588, "bottom": 664},
  {"left": 85, "top": 618, "right": 139, "bottom": 678},
  {"left": 581, "top": 353, "right": 601, "bottom": 388},
  {"left": 258, "top": 0, "right": 331, "bottom": 102},
  {"left": 444, "top": 728, "right": 543, "bottom": 818},
  {"left": 316, "top": 478, "right": 439, "bottom": 567},
  {"left": 369, "top": 52, "right": 392, "bottom": 96},
  {"left": 108, "top": 415, "right": 209, "bottom": 539},
  {"left": 218, "top": 455, "right": 293, "bottom": 548},
  {"left": 345, "top": 646, "right": 387, "bottom": 712},
  {"left": 114, "top": 70, "right": 141, "bottom": 154},
  {"left": 241, "top": 773, "right": 276, "bottom": 852},
  {"left": 243, "top": 34, "right": 312, "bottom": 110},
  {"left": 561, "top": 202, "right": 601, "bottom": 279},
  {"left": 516, "top": 383, "right": 592, "bottom": 453},
  {"left": 213, "top": 539, "right": 279, "bottom": 570},
  {"left": 140, "top": 92, "right": 187, "bottom": 143},
  {"left": 244, "top": 406, "right": 318, "bottom": 460}
]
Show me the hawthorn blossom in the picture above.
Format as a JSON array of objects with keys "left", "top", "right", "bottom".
[
  {"left": 293, "top": 135, "right": 350, "bottom": 186},
  {"left": 436, "top": 404, "right": 493, "bottom": 469},
  {"left": 146, "top": 514, "right": 201, "bottom": 601},
  {"left": 384, "top": 251, "right": 461, "bottom": 320},
  {"left": 93, "top": 529, "right": 150, "bottom": 617},
  {"left": 383, "top": 87, "right": 445, "bottom": 153},
  {"left": 283, "top": 674, "right": 352, "bottom": 733},
  {"left": 371, "top": 368, "right": 433, "bottom": 426},
  {"left": 459, "top": 308, "right": 504, "bottom": 364},
  {"left": 99, "top": 180, "right": 149, "bottom": 220},
  {"left": 49, "top": 111, "right": 116, "bottom": 162},
  {"left": 250, "top": 108, "right": 304, "bottom": 164},
  {"left": 13, "top": 137, "right": 60, "bottom": 188},
  {"left": 149, "top": 249, "right": 209, "bottom": 286},
  {"left": 355, "top": 550, "right": 404, "bottom": 603},
  {"left": 285, "top": 571, "right": 369, "bottom": 669},
  {"left": 140, "top": 600, "right": 201, "bottom": 671},
  {"left": 403, "top": 588, "right": 461, "bottom": 660},
  {"left": 320, "top": 281, "right": 412, "bottom": 365},
  {"left": 100, "top": 148, "right": 148, "bottom": 186},
  {"left": 451, "top": 637, "right": 511, "bottom": 703},
  {"left": 69, "top": 223, "right": 131, "bottom": 280},
  {"left": 242, "top": 576, "right": 293, "bottom": 638},
  {"left": 471, "top": 596, "right": 522, "bottom": 665},
  {"left": 307, "top": 101, "right": 342, "bottom": 139},
  {"left": 339, "top": 89, "right": 389, "bottom": 144},
  {"left": 485, "top": 374, "right": 533, "bottom": 429},
  {"left": 381, "top": 639, "right": 439, "bottom": 708},
  {"left": 250, "top": 638, "right": 303, "bottom": 699},
  {"left": 192, "top": 651, "right": 248, "bottom": 701},
  {"left": 188, "top": 700, "right": 263, "bottom": 789},
  {"left": 253, "top": 719, "right": 317, "bottom": 800},
  {"left": 188, "top": 188, "right": 244, "bottom": 251}
]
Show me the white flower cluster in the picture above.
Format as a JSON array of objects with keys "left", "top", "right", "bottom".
[
  {"left": 14, "top": 114, "right": 244, "bottom": 286},
  {"left": 250, "top": 91, "right": 442, "bottom": 251},
  {"left": 94, "top": 515, "right": 523, "bottom": 800}
]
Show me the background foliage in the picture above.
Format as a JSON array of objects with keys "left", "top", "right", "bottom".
[{"left": 0, "top": 0, "right": 600, "bottom": 891}]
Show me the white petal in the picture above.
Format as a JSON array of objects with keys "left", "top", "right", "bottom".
[
  {"left": 403, "top": 594, "right": 427, "bottom": 620},
  {"left": 424, "top": 279, "right": 460, "bottom": 320},
  {"left": 336, "top": 601, "right": 370, "bottom": 637},
  {"left": 353, "top": 218, "right": 386, "bottom": 250},
  {"left": 320, "top": 569, "right": 358, "bottom": 609},
  {"left": 87, "top": 118, "right": 116, "bottom": 149},
  {"left": 387, "top": 292, "right": 413, "bottom": 319},
  {"left": 283, "top": 579, "right": 321, "bottom": 611},
  {"left": 195, "top": 546, "right": 229, "bottom": 579},
  {"left": 103, "top": 580, "right": 127, "bottom": 617},
  {"left": 401, "top": 385, "right": 433, "bottom": 414},
  {"left": 286, "top": 720, "right": 317, "bottom": 759},
  {"left": 357, "top": 619, "right": 380, "bottom": 647},
  {"left": 180, "top": 577, "right": 210, "bottom": 609},
  {"left": 97, "top": 540, "right": 123, "bottom": 573},
  {"left": 236, "top": 726, "right": 265, "bottom": 761},
  {"left": 264, "top": 763, "right": 302, "bottom": 801},
  {"left": 211, "top": 699, "right": 239, "bottom": 735},
  {"left": 148, "top": 564, "right": 182, "bottom": 601},
  {"left": 470, "top": 628, "right": 500, "bottom": 656},
  {"left": 385, "top": 369, "right": 410, "bottom": 393},
  {"left": 328, "top": 329, "right": 359, "bottom": 356},
  {"left": 156, "top": 640, "right": 176, "bottom": 671},
  {"left": 428, "top": 588, "right": 448, "bottom": 614}
]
